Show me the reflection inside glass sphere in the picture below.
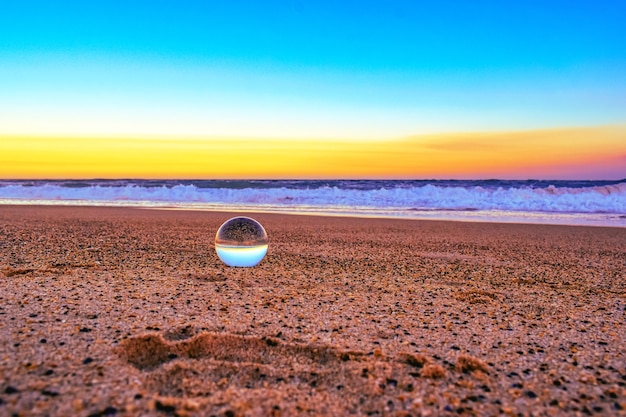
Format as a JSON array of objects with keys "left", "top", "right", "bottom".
[{"left": 215, "top": 216, "right": 268, "bottom": 267}]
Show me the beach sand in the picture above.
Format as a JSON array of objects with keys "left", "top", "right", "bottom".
[{"left": 0, "top": 206, "right": 624, "bottom": 416}]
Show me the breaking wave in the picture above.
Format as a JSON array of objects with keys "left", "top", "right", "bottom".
[{"left": 1, "top": 180, "right": 624, "bottom": 214}]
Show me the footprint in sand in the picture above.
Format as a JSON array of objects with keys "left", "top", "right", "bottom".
[
  {"left": 117, "top": 329, "right": 370, "bottom": 396},
  {"left": 116, "top": 327, "right": 488, "bottom": 414}
]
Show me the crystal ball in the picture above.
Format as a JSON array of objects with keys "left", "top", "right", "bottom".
[{"left": 215, "top": 216, "right": 268, "bottom": 267}]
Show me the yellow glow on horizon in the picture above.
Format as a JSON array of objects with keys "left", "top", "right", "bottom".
[{"left": 1, "top": 125, "right": 624, "bottom": 179}]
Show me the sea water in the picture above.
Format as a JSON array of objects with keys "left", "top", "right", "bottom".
[{"left": 1, "top": 179, "right": 625, "bottom": 227}]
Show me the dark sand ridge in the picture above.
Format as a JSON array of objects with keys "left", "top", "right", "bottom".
[{"left": 0, "top": 206, "right": 624, "bottom": 416}]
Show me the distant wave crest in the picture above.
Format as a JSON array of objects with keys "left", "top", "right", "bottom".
[{"left": 0, "top": 181, "right": 624, "bottom": 214}]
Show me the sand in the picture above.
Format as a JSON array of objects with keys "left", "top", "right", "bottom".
[{"left": 0, "top": 205, "right": 625, "bottom": 416}]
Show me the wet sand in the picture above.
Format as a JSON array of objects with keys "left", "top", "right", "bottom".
[{"left": 0, "top": 205, "right": 625, "bottom": 416}]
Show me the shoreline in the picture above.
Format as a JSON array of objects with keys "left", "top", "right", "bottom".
[
  {"left": 1, "top": 205, "right": 625, "bottom": 416},
  {"left": 1, "top": 201, "right": 625, "bottom": 229}
]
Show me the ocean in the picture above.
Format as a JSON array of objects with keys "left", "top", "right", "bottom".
[{"left": 1, "top": 179, "right": 625, "bottom": 227}]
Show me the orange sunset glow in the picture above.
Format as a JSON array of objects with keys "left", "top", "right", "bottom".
[{"left": 1, "top": 126, "right": 624, "bottom": 180}]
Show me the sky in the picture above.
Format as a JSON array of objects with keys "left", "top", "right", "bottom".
[{"left": 1, "top": 0, "right": 625, "bottom": 179}]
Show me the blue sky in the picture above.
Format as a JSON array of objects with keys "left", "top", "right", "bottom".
[{"left": 1, "top": 0, "right": 625, "bottom": 138}]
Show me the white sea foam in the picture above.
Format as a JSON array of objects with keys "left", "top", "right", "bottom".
[{"left": 0, "top": 182, "right": 624, "bottom": 214}]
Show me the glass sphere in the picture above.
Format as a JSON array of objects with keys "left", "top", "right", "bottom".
[{"left": 215, "top": 216, "right": 268, "bottom": 267}]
